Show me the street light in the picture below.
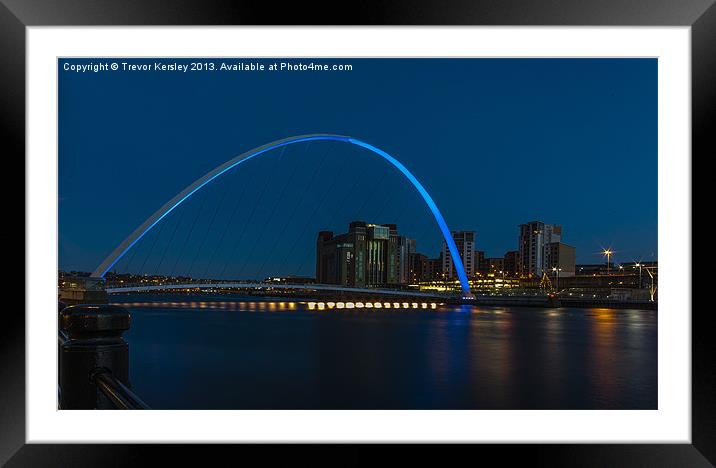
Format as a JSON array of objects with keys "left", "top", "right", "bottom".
[
  {"left": 552, "top": 267, "right": 562, "bottom": 291},
  {"left": 635, "top": 262, "right": 643, "bottom": 288},
  {"left": 602, "top": 249, "right": 613, "bottom": 275}
]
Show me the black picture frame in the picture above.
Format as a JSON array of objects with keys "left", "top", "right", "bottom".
[{"left": 4, "top": 0, "right": 711, "bottom": 465}]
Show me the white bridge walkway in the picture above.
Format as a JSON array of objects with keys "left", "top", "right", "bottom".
[{"left": 106, "top": 282, "right": 451, "bottom": 298}]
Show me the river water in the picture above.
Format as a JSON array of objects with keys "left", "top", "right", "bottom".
[{"left": 115, "top": 294, "right": 657, "bottom": 409}]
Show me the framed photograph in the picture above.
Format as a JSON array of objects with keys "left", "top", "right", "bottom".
[{"left": 6, "top": 0, "right": 711, "bottom": 464}]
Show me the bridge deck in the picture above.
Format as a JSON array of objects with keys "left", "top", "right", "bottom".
[{"left": 106, "top": 282, "right": 451, "bottom": 298}]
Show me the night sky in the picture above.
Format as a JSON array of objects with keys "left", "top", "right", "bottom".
[{"left": 59, "top": 58, "right": 657, "bottom": 278}]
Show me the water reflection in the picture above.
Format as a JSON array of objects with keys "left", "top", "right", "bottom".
[
  {"left": 116, "top": 300, "right": 301, "bottom": 311},
  {"left": 117, "top": 295, "right": 657, "bottom": 409},
  {"left": 587, "top": 308, "right": 620, "bottom": 407},
  {"left": 468, "top": 307, "right": 515, "bottom": 408},
  {"left": 115, "top": 300, "right": 442, "bottom": 312},
  {"left": 540, "top": 309, "right": 566, "bottom": 404}
]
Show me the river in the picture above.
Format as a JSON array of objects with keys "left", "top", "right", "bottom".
[{"left": 114, "top": 293, "right": 657, "bottom": 409}]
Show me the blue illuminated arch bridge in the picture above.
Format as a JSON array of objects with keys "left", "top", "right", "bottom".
[{"left": 92, "top": 134, "right": 471, "bottom": 296}]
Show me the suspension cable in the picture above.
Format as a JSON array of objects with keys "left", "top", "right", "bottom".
[
  {"left": 229, "top": 145, "right": 287, "bottom": 280},
  {"left": 136, "top": 215, "right": 167, "bottom": 276},
  {"left": 187, "top": 184, "right": 229, "bottom": 279},
  {"left": 254, "top": 144, "right": 311, "bottom": 279},
  {"left": 153, "top": 204, "right": 187, "bottom": 277},
  {"left": 202, "top": 177, "right": 250, "bottom": 280},
  {"left": 261, "top": 142, "right": 333, "bottom": 276},
  {"left": 169, "top": 191, "right": 209, "bottom": 279}
]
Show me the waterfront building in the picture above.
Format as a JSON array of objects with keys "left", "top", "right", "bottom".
[
  {"left": 504, "top": 250, "right": 519, "bottom": 277},
  {"left": 518, "top": 221, "right": 562, "bottom": 277},
  {"left": 546, "top": 242, "right": 576, "bottom": 277},
  {"left": 421, "top": 255, "right": 443, "bottom": 281},
  {"left": 468, "top": 274, "right": 520, "bottom": 291},
  {"left": 475, "top": 250, "right": 486, "bottom": 275},
  {"left": 442, "top": 231, "right": 476, "bottom": 279},
  {"left": 484, "top": 257, "right": 505, "bottom": 275},
  {"left": 562, "top": 261, "right": 657, "bottom": 290},
  {"left": 408, "top": 252, "right": 427, "bottom": 283},
  {"left": 316, "top": 221, "right": 412, "bottom": 288},
  {"left": 575, "top": 261, "right": 657, "bottom": 277},
  {"left": 398, "top": 237, "right": 416, "bottom": 284},
  {"left": 401, "top": 252, "right": 443, "bottom": 283}
]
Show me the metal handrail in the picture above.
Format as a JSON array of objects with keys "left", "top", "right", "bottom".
[
  {"left": 58, "top": 330, "right": 69, "bottom": 345},
  {"left": 92, "top": 369, "right": 150, "bottom": 410}
]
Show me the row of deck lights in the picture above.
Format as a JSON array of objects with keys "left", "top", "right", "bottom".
[{"left": 306, "top": 301, "right": 439, "bottom": 310}]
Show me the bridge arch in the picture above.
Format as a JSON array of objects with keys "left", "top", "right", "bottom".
[{"left": 92, "top": 134, "right": 471, "bottom": 294}]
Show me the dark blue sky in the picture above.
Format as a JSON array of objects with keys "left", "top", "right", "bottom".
[{"left": 59, "top": 58, "right": 657, "bottom": 278}]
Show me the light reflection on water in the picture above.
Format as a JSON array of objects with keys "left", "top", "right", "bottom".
[
  {"left": 113, "top": 300, "right": 444, "bottom": 312},
  {"left": 116, "top": 294, "right": 657, "bottom": 410},
  {"left": 115, "top": 300, "right": 299, "bottom": 311}
]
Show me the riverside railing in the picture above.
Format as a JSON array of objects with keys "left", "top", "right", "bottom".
[{"left": 58, "top": 303, "right": 149, "bottom": 409}]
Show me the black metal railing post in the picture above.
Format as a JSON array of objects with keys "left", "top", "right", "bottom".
[{"left": 59, "top": 304, "right": 136, "bottom": 409}]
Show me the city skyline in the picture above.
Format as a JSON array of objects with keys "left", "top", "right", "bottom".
[
  {"left": 59, "top": 58, "right": 657, "bottom": 275},
  {"left": 62, "top": 217, "right": 652, "bottom": 282}
]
